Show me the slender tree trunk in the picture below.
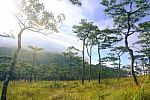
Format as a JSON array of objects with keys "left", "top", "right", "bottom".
[
  {"left": 118, "top": 56, "right": 121, "bottom": 80},
  {"left": 30, "top": 52, "right": 36, "bottom": 83},
  {"left": 82, "top": 40, "right": 85, "bottom": 84},
  {"left": 55, "top": 58, "right": 58, "bottom": 81},
  {"left": 29, "top": 73, "right": 32, "bottom": 83},
  {"left": 69, "top": 54, "right": 72, "bottom": 81},
  {"left": 148, "top": 57, "right": 150, "bottom": 76},
  {"left": 148, "top": 57, "right": 150, "bottom": 65},
  {"left": 97, "top": 44, "right": 102, "bottom": 84},
  {"left": 130, "top": 50, "right": 139, "bottom": 85},
  {"left": 142, "top": 62, "right": 145, "bottom": 75},
  {"left": 88, "top": 55, "right": 91, "bottom": 82},
  {"left": 34, "top": 76, "right": 37, "bottom": 82},
  {"left": 1, "top": 75, "right": 9, "bottom": 100},
  {"left": 10, "top": 29, "right": 24, "bottom": 80},
  {"left": 85, "top": 42, "right": 92, "bottom": 82},
  {"left": 125, "top": 13, "right": 139, "bottom": 86},
  {"left": 1, "top": 28, "right": 25, "bottom": 100},
  {"left": 125, "top": 35, "right": 139, "bottom": 86},
  {"left": 25, "top": 69, "right": 28, "bottom": 81}
]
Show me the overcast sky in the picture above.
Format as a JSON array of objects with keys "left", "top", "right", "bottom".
[{"left": 0, "top": 0, "right": 150, "bottom": 66}]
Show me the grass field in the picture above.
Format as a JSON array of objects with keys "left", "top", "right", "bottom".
[{"left": 0, "top": 76, "right": 150, "bottom": 100}]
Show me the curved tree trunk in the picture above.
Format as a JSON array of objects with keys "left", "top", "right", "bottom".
[
  {"left": 1, "top": 28, "right": 25, "bottom": 100},
  {"left": 125, "top": 35, "right": 139, "bottom": 86},
  {"left": 10, "top": 29, "right": 25, "bottom": 80},
  {"left": 125, "top": 13, "right": 139, "bottom": 86}
]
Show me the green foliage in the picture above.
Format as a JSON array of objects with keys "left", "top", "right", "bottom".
[
  {"left": 0, "top": 56, "right": 12, "bottom": 81},
  {"left": 28, "top": 45, "right": 43, "bottom": 52},
  {"left": 138, "top": 21, "right": 150, "bottom": 32},
  {"left": 106, "top": 46, "right": 128, "bottom": 66},
  {"left": 101, "top": 0, "right": 150, "bottom": 31},
  {"left": 92, "top": 28, "right": 121, "bottom": 50},
  {"left": 0, "top": 47, "right": 127, "bottom": 81},
  {"left": 111, "top": 46, "right": 128, "bottom": 53},
  {"left": 17, "top": 0, "right": 65, "bottom": 33},
  {"left": 101, "top": 0, "right": 150, "bottom": 85},
  {"left": 69, "top": 0, "right": 82, "bottom": 6},
  {"left": 102, "top": 55, "right": 118, "bottom": 64},
  {"left": 135, "top": 21, "right": 150, "bottom": 62},
  {"left": 0, "top": 56, "right": 12, "bottom": 63},
  {"left": 73, "top": 19, "right": 96, "bottom": 41}
]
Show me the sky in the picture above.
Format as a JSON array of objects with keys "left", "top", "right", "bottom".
[{"left": 0, "top": 0, "right": 150, "bottom": 66}]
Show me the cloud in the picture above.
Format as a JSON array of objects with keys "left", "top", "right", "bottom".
[
  {"left": 0, "top": 0, "right": 115, "bottom": 65},
  {"left": 95, "top": 19, "right": 114, "bottom": 29},
  {"left": 0, "top": 0, "right": 113, "bottom": 65},
  {"left": 81, "top": 0, "right": 96, "bottom": 16},
  {"left": 43, "top": 0, "right": 85, "bottom": 27}
]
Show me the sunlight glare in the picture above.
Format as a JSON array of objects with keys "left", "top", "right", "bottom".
[{"left": 0, "top": 0, "right": 17, "bottom": 31}]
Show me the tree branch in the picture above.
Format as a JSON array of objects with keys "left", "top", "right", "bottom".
[{"left": 0, "top": 33, "right": 14, "bottom": 39}]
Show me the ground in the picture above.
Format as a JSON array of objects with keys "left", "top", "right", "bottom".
[{"left": 0, "top": 76, "right": 150, "bottom": 100}]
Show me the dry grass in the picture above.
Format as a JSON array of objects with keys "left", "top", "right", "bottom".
[{"left": 0, "top": 76, "right": 150, "bottom": 100}]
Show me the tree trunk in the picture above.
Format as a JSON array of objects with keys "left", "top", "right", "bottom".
[
  {"left": 125, "top": 13, "right": 139, "bottom": 86},
  {"left": 148, "top": 57, "right": 150, "bottom": 76},
  {"left": 1, "top": 28, "right": 25, "bottom": 100},
  {"left": 1, "top": 76, "right": 9, "bottom": 100},
  {"left": 148, "top": 57, "right": 150, "bottom": 65},
  {"left": 98, "top": 44, "right": 102, "bottom": 84},
  {"left": 25, "top": 69, "right": 28, "bottom": 81},
  {"left": 118, "top": 56, "right": 121, "bottom": 80},
  {"left": 29, "top": 74, "right": 32, "bottom": 83},
  {"left": 86, "top": 43, "right": 92, "bottom": 82},
  {"left": 130, "top": 49, "right": 139, "bottom": 85},
  {"left": 88, "top": 55, "right": 91, "bottom": 82},
  {"left": 34, "top": 76, "right": 37, "bottom": 82},
  {"left": 69, "top": 54, "right": 72, "bottom": 81},
  {"left": 82, "top": 40, "right": 85, "bottom": 84},
  {"left": 142, "top": 61, "right": 145, "bottom": 75},
  {"left": 30, "top": 52, "right": 36, "bottom": 83},
  {"left": 125, "top": 35, "right": 139, "bottom": 86}
]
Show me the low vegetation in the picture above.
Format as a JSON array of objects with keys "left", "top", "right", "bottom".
[{"left": 0, "top": 76, "right": 150, "bottom": 100}]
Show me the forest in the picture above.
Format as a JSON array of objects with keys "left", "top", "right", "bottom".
[{"left": 0, "top": 0, "right": 150, "bottom": 100}]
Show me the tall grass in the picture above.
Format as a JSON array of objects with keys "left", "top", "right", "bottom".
[{"left": 0, "top": 76, "right": 150, "bottom": 100}]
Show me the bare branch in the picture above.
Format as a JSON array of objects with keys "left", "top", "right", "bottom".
[
  {"left": 15, "top": 16, "right": 26, "bottom": 28},
  {"left": 27, "top": 28, "right": 51, "bottom": 35},
  {"left": 0, "top": 32, "right": 15, "bottom": 39}
]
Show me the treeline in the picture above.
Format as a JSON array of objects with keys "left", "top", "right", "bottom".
[{"left": 0, "top": 47, "right": 125, "bottom": 82}]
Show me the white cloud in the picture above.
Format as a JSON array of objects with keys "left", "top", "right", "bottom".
[
  {"left": 0, "top": 0, "right": 18, "bottom": 33},
  {"left": 42, "top": 0, "right": 85, "bottom": 27},
  {"left": 81, "top": 0, "right": 96, "bottom": 15},
  {"left": 95, "top": 19, "right": 114, "bottom": 29},
  {"left": 0, "top": 0, "right": 85, "bottom": 51},
  {"left": 0, "top": 0, "right": 115, "bottom": 65}
]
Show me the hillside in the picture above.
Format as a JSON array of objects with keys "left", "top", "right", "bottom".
[{"left": 0, "top": 47, "right": 126, "bottom": 81}]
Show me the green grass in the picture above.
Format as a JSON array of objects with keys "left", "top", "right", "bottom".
[{"left": 0, "top": 76, "right": 150, "bottom": 100}]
